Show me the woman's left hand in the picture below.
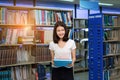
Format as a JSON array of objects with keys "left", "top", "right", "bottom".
[{"left": 68, "top": 62, "right": 74, "bottom": 67}]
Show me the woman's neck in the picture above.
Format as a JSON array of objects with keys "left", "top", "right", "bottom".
[{"left": 59, "top": 38, "right": 63, "bottom": 41}]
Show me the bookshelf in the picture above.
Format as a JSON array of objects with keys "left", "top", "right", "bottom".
[
  {"left": 73, "top": 18, "right": 89, "bottom": 72},
  {"left": 88, "top": 13, "right": 120, "bottom": 80},
  {"left": 88, "top": 13, "right": 103, "bottom": 80},
  {"left": 103, "top": 14, "right": 120, "bottom": 80},
  {"left": 0, "top": 5, "right": 73, "bottom": 80}
]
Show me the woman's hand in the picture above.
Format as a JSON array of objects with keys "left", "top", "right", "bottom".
[
  {"left": 51, "top": 60, "right": 54, "bottom": 65},
  {"left": 68, "top": 62, "right": 74, "bottom": 67}
]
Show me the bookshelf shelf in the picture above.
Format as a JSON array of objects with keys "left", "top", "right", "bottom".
[
  {"left": 0, "top": 61, "right": 35, "bottom": 68},
  {"left": 0, "top": 24, "right": 72, "bottom": 29},
  {"left": 75, "top": 58, "right": 83, "bottom": 63},
  {"left": 0, "top": 4, "right": 73, "bottom": 80},
  {"left": 35, "top": 25, "right": 72, "bottom": 27},
  {"left": 103, "top": 54, "right": 120, "bottom": 58},
  {"left": 0, "top": 24, "right": 34, "bottom": 26},
  {"left": 36, "top": 61, "right": 51, "bottom": 65},
  {"left": 74, "top": 67, "right": 88, "bottom": 73},
  {"left": 102, "top": 13, "right": 120, "bottom": 79},
  {"left": 35, "top": 43, "right": 49, "bottom": 46},
  {"left": 0, "top": 5, "right": 72, "bottom": 11},
  {"left": 0, "top": 43, "right": 54, "bottom": 47},
  {"left": 0, "top": 61, "right": 51, "bottom": 68},
  {"left": 114, "top": 66, "right": 120, "bottom": 70},
  {"left": 110, "top": 75, "right": 120, "bottom": 80},
  {"left": 35, "top": 25, "right": 54, "bottom": 27},
  {"left": 0, "top": 44, "right": 36, "bottom": 46},
  {"left": 104, "top": 40, "right": 120, "bottom": 43},
  {"left": 0, "top": 24, "right": 35, "bottom": 29},
  {"left": 73, "top": 18, "right": 88, "bottom": 72},
  {"left": 103, "top": 26, "right": 120, "bottom": 28}
]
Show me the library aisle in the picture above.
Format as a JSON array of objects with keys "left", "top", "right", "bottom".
[{"left": 74, "top": 71, "right": 88, "bottom": 80}]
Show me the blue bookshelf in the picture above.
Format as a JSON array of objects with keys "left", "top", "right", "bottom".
[{"left": 88, "top": 13, "right": 103, "bottom": 80}]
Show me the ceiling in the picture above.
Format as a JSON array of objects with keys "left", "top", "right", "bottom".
[
  {"left": 39, "top": 0, "right": 120, "bottom": 8},
  {"left": 99, "top": 0, "right": 120, "bottom": 8},
  {"left": 0, "top": 0, "right": 120, "bottom": 8}
]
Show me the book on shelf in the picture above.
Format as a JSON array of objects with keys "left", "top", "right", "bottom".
[
  {"left": 34, "top": 9, "right": 72, "bottom": 26},
  {"left": 104, "top": 15, "right": 120, "bottom": 27},
  {"left": 35, "top": 27, "right": 53, "bottom": 44},
  {"left": 0, "top": 27, "right": 35, "bottom": 45},
  {"left": 37, "top": 64, "right": 46, "bottom": 80},
  {"left": 68, "top": 28, "right": 74, "bottom": 39},
  {"left": 0, "top": 68, "right": 12, "bottom": 80},
  {"left": 0, "top": 47, "right": 17, "bottom": 66},
  {"left": 74, "top": 28, "right": 88, "bottom": 41},
  {"left": 11, "top": 65, "right": 31, "bottom": 80},
  {"left": 74, "top": 19, "right": 88, "bottom": 28},
  {"left": 31, "top": 45, "right": 51, "bottom": 62}
]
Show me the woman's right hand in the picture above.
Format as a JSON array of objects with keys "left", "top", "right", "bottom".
[{"left": 51, "top": 61, "right": 54, "bottom": 65}]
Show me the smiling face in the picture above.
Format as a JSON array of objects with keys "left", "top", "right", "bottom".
[{"left": 56, "top": 26, "right": 65, "bottom": 39}]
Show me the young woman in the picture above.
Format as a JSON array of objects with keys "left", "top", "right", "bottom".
[{"left": 49, "top": 21, "right": 76, "bottom": 80}]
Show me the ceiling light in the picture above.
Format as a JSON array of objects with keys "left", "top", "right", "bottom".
[
  {"left": 99, "top": 3, "right": 113, "bottom": 6},
  {"left": 60, "top": 0, "right": 74, "bottom": 2}
]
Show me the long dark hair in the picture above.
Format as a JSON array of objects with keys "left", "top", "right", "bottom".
[{"left": 53, "top": 21, "right": 69, "bottom": 43}]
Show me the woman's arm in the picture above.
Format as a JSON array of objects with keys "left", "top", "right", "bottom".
[
  {"left": 50, "top": 50, "right": 54, "bottom": 65},
  {"left": 71, "top": 49, "right": 76, "bottom": 66}
]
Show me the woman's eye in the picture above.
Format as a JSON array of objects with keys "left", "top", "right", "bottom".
[
  {"left": 61, "top": 29, "right": 65, "bottom": 31},
  {"left": 57, "top": 30, "right": 60, "bottom": 32}
]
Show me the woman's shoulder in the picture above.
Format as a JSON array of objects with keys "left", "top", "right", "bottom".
[
  {"left": 49, "top": 41, "right": 54, "bottom": 44},
  {"left": 68, "top": 39, "right": 75, "bottom": 43},
  {"left": 49, "top": 41, "right": 56, "bottom": 45}
]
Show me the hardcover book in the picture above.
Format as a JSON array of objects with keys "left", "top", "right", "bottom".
[{"left": 54, "top": 59, "right": 72, "bottom": 67}]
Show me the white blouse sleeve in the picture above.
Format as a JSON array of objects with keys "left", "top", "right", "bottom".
[
  {"left": 49, "top": 42, "right": 54, "bottom": 50},
  {"left": 72, "top": 40, "right": 76, "bottom": 50}
]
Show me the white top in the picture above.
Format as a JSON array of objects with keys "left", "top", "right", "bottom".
[{"left": 49, "top": 39, "right": 76, "bottom": 60}]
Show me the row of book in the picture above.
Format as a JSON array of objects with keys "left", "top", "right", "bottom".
[
  {"left": 36, "top": 64, "right": 46, "bottom": 80},
  {"left": 74, "top": 19, "right": 88, "bottom": 28},
  {"left": 11, "top": 66, "right": 31, "bottom": 80},
  {"left": 73, "top": 19, "right": 89, "bottom": 72},
  {"left": 0, "top": 45, "right": 51, "bottom": 66},
  {"left": 103, "top": 69, "right": 120, "bottom": 80},
  {"left": 35, "top": 27, "right": 53, "bottom": 44},
  {"left": 75, "top": 51, "right": 88, "bottom": 68},
  {"left": 35, "top": 10, "right": 72, "bottom": 26},
  {"left": 0, "top": 64, "right": 48, "bottom": 80},
  {"left": 0, "top": 27, "right": 74, "bottom": 45},
  {"left": 17, "top": 46, "right": 32, "bottom": 63},
  {"left": 0, "top": 7, "right": 72, "bottom": 26},
  {"left": 103, "top": 43, "right": 120, "bottom": 55},
  {"left": 103, "top": 56, "right": 120, "bottom": 69},
  {"left": 0, "top": 8, "right": 34, "bottom": 24},
  {"left": 31, "top": 46, "right": 51, "bottom": 62},
  {"left": 104, "top": 15, "right": 120, "bottom": 26},
  {"left": 0, "top": 47, "right": 17, "bottom": 65},
  {"left": 0, "top": 27, "right": 54, "bottom": 44},
  {"left": 0, "top": 68, "right": 11, "bottom": 80},
  {"left": 76, "top": 41, "right": 88, "bottom": 69},
  {"left": 104, "top": 29, "right": 120, "bottom": 41},
  {"left": 74, "top": 28, "right": 88, "bottom": 41},
  {"left": 0, "top": 64, "right": 51, "bottom": 80},
  {"left": 76, "top": 41, "right": 88, "bottom": 50},
  {"left": 0, "top": 27, "right": 34, "bottom": 44}
]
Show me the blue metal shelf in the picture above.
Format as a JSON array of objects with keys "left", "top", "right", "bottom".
[{"left": 88, "top": 13, "right": 103, "bottom": 80}]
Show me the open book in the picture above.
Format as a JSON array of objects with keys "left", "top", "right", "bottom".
[{"left": 54, "top": 59, "right": 72, "bottom": 67}]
